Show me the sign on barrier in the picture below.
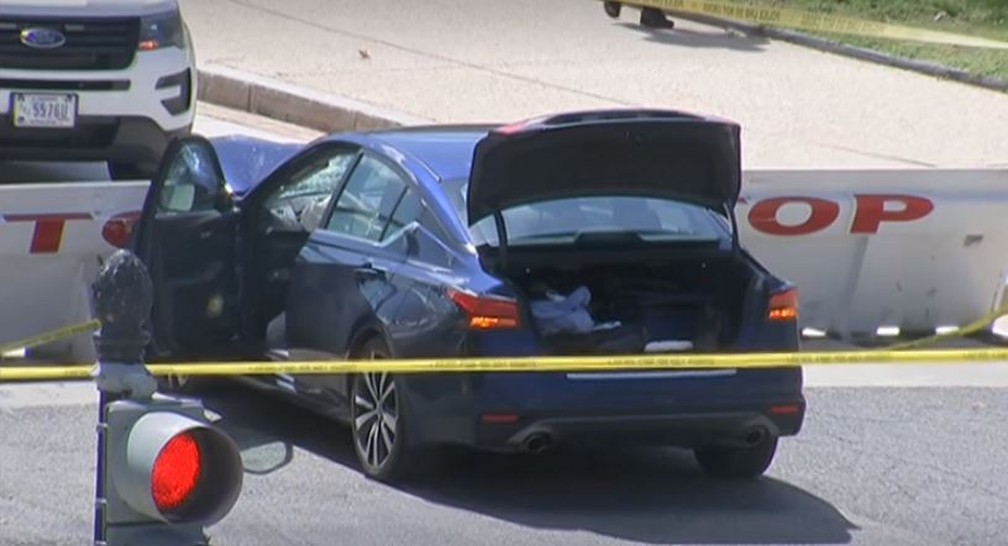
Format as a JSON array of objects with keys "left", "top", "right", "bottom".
[
  {"left": 738, "top": 169, "right": 1008, "bottom": 337},
  {"left": 0, "top": 181, "right": 148, "bottom": 362},
  {"left": 3, "top": 168, "right": 1008, "bottom": 362}
]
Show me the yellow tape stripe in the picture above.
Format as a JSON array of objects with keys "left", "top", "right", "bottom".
[
  {"left": 5, "top": 348, "right": 1008, "bottom": 382},
  {"left": 885, "top": 307, "right": 1004, "bottom": 350},
  {"left": 0, "top": 319, "right": 101, "bottom": 355},
  {"left": 611, "top": 0, "right": 1008, "bottom": 49}
]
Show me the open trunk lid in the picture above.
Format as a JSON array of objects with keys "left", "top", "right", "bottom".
[{"left": 466, "top": 109, "right": 743, "bottom": 227}]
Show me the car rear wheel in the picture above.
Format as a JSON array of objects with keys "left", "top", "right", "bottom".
[
  {"left": 693, "top": 435, "right": 778, "bottom": 479},
  {"left": 350, "top": 338, "right": 418, "bottom": 483}
]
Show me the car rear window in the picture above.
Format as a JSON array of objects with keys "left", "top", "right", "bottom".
[{"left": 443, "top": 179, "right": 729, "bottom": 247}]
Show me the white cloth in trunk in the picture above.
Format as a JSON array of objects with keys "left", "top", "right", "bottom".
[{"left": 530, "top": 286, "right": 596, "bottom": 336}]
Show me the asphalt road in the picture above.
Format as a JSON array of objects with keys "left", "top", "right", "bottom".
[
  {"left": 178, "top": 0, "right": 1008, "bottom": 169},
  {"left": 1, "top": 380, "right": 1005, "bottom": 546}
]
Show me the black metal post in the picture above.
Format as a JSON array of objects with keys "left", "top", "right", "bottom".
[{"left": 90, "top": 249, "right": 154, "bottom": 546}]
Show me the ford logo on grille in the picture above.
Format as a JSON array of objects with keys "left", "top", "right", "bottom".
[{"left": 20, "top": 27, "right": 67, "bottom": 49}]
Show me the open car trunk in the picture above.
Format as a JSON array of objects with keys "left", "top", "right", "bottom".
[
  {"left": 464, "top": 109, "right": 757, "bottom": 354},
  {"left": 486, "top": 245, "right": 762, "bottom": 355}
]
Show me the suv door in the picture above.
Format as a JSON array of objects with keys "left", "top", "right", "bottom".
[{"left": 132, "top": 136, "right": 238, "bottom": 360}]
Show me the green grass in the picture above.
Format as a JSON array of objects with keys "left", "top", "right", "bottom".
[{"left": 745, "top": 0, "right": 1008, "bottom": 82}]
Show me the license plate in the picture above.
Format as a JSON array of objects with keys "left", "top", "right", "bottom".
[{"left": 12, "top": 93, "right": 78, "bottom": 129}]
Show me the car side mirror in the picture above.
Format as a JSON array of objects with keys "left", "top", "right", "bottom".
[
  {"left": 215, "top": 188, "right": 236, "bottom": 213},
  {"left": 158, "top": 184, "right": 196, "bottom": 213}
]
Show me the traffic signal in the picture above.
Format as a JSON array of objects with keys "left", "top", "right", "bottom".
[{"left": 100, "top": 394, "right": 244, "bottom": 546}]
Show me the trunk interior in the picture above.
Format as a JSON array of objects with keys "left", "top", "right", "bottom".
[{"left": 485, "top": 246, "right": 762, "bottom": 355}]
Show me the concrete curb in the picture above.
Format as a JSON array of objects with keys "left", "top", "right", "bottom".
[
  {"left": 195, "top": 64, "right": 430, "bottom": 134},
  {"left": 667, "top": 10, "right": 1008, "bottom": 94},
  {"left": 195, "top": 19, "right": 1006, "bottom": 137}
]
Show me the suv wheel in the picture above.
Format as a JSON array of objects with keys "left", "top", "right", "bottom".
[{"left": 694, "top": 435, "right": 778, "bottom": 479}]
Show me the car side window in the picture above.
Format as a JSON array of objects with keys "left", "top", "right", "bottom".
[
  {"left": 325, "top": 155, "right": 409, "bottom": 243},
  {"left": 156, "top": 141, "right": 224, "bottom": 216},
  {"left": 384, "top": 187, "right": 422, "bottom": 241},
  {"left": 261, "top": 149, "right": 357, "bottom": 233}
]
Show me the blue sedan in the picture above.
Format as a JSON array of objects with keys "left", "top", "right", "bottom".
[{"left": 132, "top": 108, "right": 805, "bottom": 483}]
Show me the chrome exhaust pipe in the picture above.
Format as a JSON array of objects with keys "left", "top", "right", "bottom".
[
  {"left": 743, "top": 426, "right": 769, "bottom": 447},
  {"left": 523, "top": 433, "right": 553, "bottom": 454}
]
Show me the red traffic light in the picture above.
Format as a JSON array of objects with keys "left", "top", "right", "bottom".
[
  {"left": 152, "top": 432, "right": 201, "bottom": 512},
  {"left": 107, "top": 403, "right": 244, "bottom": 528}
]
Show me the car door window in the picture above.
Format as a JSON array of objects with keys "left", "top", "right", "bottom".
[
  {"left": 325, "top": 155, "right": 409, "bottom": 243},
  {"left": 383, "top": 187, "right": 422, "bottom": 242},
  {"left": 261, "top": 150, "right": 357, "bottom": 233},
  {"left": 156, "top": 141, "right": 225, "bottom": 216}
]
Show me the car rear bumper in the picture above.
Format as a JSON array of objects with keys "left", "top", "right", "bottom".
[
  {"left": 400, "top": 370, "right": 806, "bottom": 451},
  {"left": 475, "top": 403, "right": 805, "bottom": 453}
]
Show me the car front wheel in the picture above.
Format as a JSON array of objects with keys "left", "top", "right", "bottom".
[
  {"left": 693, "top": 435, "right": 779, "bottom": 479},
  {"left": 350, "top": 338, "right": 418, "bottom": 483}
]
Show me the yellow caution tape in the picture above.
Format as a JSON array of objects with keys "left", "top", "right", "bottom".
[
  {"left": 0, "top": 319, "right": 101, "bottom": 356},
  {"left": 605, "top": 0, "right": 1008, "bottom": 49},
  {"left": 884, "top": 306, "right": 1006, "bottom": 350},
  {"left": 5, "top": 347, "right": 1008, "bottom": 382}
]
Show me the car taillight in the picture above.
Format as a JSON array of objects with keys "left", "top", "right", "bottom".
[
  {"left": 767, "top": 288, "right": 799, "bottom": 321},
  {"left": 448, "top": 289, "right": 520, "bottom": 330}
]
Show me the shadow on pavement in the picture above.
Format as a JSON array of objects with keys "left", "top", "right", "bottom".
[
  {"left": 197, "top": 380, "right": 858, "bottom": 545},
  {"left": 614, "top": 22, "right": 768, "bottom": 52}
]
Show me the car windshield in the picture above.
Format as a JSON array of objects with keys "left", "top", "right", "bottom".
[{"left": 442, "top": 178, "right": 729, "bottom": 247}]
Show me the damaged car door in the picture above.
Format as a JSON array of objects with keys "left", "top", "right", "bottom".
[{"left": 132, "top": 136, "right": 239, "bottom": 360}]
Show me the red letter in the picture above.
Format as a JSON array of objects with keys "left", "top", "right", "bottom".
[
  {"left": 748, "top": 197, "right": 840, "bottom": 236},
  {"left": 850, "top": 194, "right": 933, "bottom": 234},
  {"left": 3, "top": 213, "right": 91, "bottom": 254}
]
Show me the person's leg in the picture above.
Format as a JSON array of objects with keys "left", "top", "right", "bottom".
[{"left": 640, "top": 7, "right": 675, "bottom": 28}]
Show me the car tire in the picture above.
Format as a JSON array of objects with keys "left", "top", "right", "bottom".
[
  {"left": 693, "top": 435, "right": 778, "bottom": 479},
  {"left": 603, "top": 1, "right": 621, "bottom": 18},
  {"left": 349, "top": 337, "right": 419, "bottom": 483},
  {"left": 108, "top": 161, "right": 155, "bottom": 181}
]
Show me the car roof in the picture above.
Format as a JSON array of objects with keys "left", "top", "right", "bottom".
[{"left": 327, "top": 125, "right": 498, "bottom": 183}]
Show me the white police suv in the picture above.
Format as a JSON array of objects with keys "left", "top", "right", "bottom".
[{"left": 0, "top": 0, "right": 197, "bottom": 180}]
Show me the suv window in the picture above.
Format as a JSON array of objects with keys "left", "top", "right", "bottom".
[
  {"left": 261, "top": 149, "right": 357, "bottom": 232},
  {"left": 325, "top": 155, "right": 409, "bottom": 242}
]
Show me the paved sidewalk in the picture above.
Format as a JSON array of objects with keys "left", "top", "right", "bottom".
[{"left": 180, "top": 0, "right": 1008, "bottom": 168}]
